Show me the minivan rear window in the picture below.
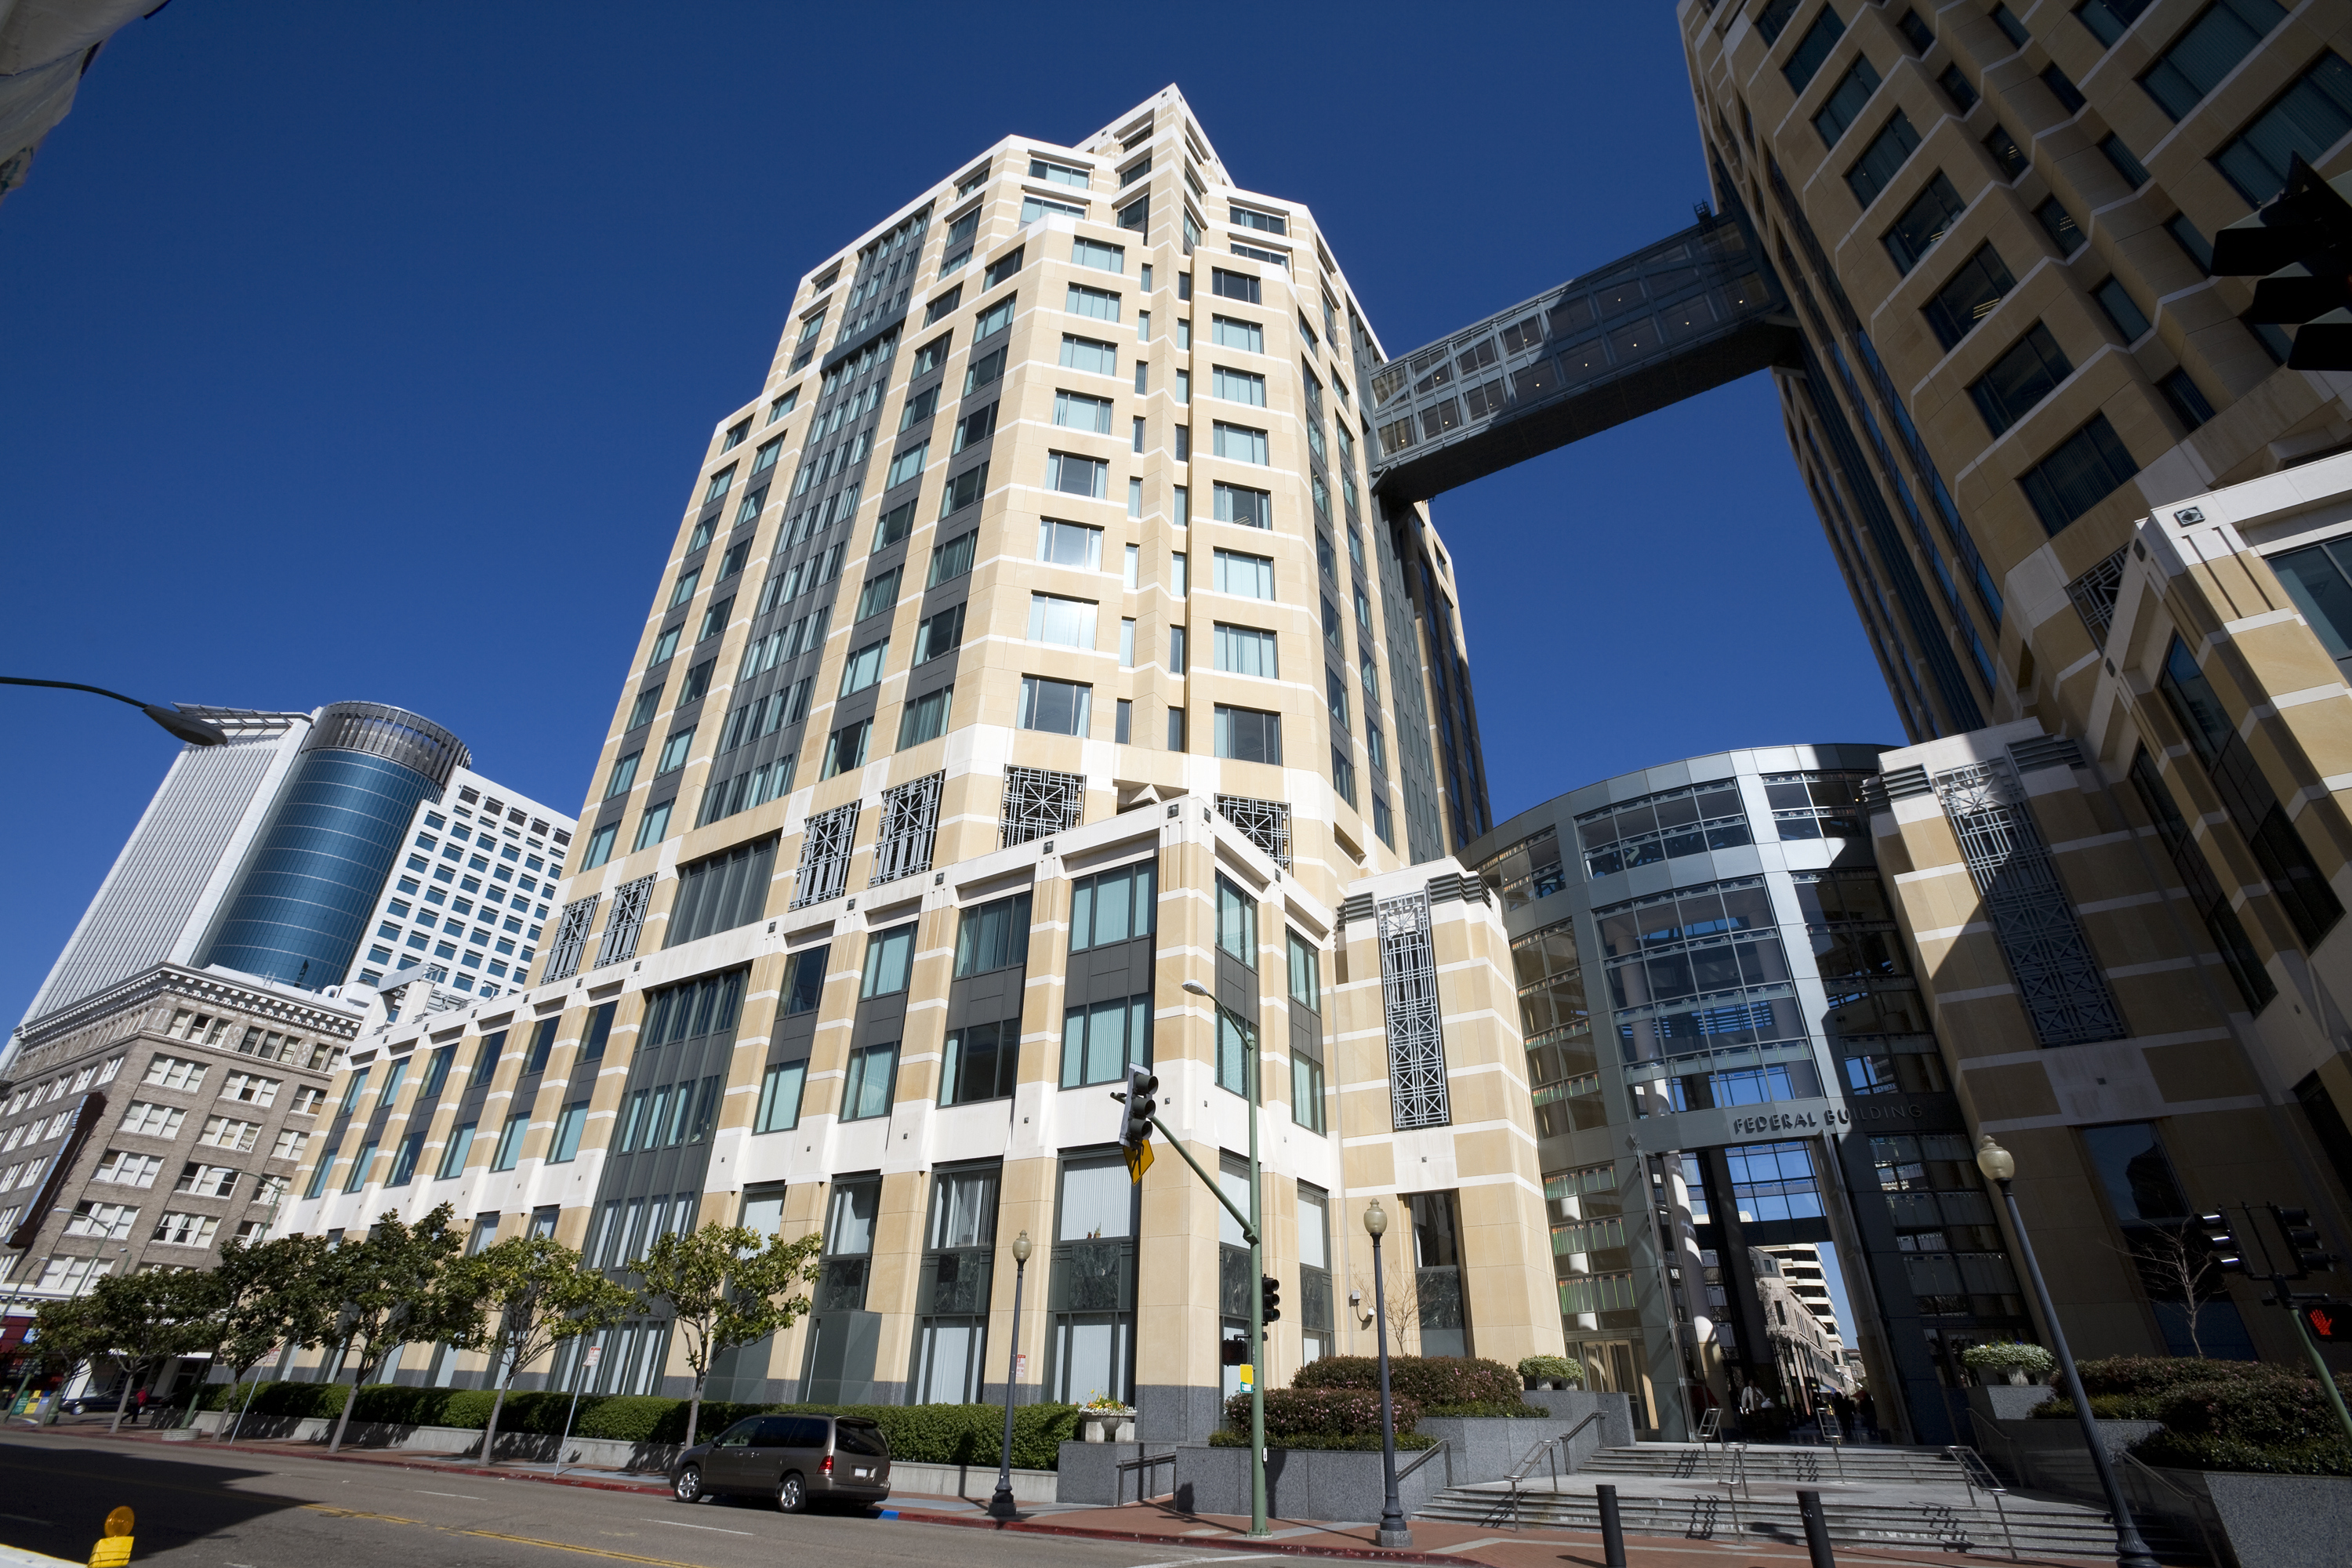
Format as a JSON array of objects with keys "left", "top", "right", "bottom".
[{"left": 833, "top": 1421, "right": 889, "bottom": 1457}]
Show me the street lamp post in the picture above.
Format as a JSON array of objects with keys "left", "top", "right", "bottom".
[
  {"left": 0, "top": 677, "right": 227, "bottom": 746},
  {"left": 1975, "top": 1137, "right": 2159, "bottom": 1568},
  {"left": 1363, "top": 1200, "right": 1412, "bottom": 1548},
  {"left": 988, "top": 1230, "right": 1033, "bottom": 1521}
]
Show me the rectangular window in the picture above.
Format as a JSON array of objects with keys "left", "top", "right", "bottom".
[
  {"left": 655, "top": 725, "right": 695, "bottom": 775},
  {"left": 1060, "top": 334, "right": 1118, "bottom": 376},
  {"left": 1047, "top": 451, "right": 1109, "bottom": 498},
  {"left": 1116, "top": 698, "right": 1131, "bottom": 742},
  {"left": 1215, "top": 1007, "right": 1255, "bottom": 1096},
  {"left": 437, "top": 1122, "right": 476, "bottom": 1179},
  {"left": 1214, "top": 705, "right": 1283, "bottom": 764},
  {"left": 1210, "top": 365, "right": 1266, "bottom": 405},
  {"left": 1066, "top": 282, "right": 1120, "bottom": 321},
  {"left": 953, "top": 891, "right": 1033, "bottom": 977},
  {"left": 1922, "top": 244, "right": 2016, "bottom": 350},
  {"left": 1071, "top": 860, "right": 1156, "bottom": 953},
  {"left": 861, "top": 922, "right": 918, "bottom": 998},
  {"left": 755, "top": 1061, "right": 806, "bottom": 1132},
  {"left": 2077, "top": 0, "right": 2153, "bottom": 46},
  {"left": 1214, "top": 622, "right": 1279, "bottom": 677},
  {"left": 1213, "top": 482, "right": 1271, "bottom": 528},
  {"left": 2216, "top": 53, "right": 2352, "bottom": 204},
  {"left": 1968, "top": 323, "right": 2075, "bottom": 435},
  {"left": 1073, "top": 237, "right": 1124, "bottom": 272},
  {"left": 2094, "top": 276, "right": 2153, "bottom": 341},
  {"left": 1018, "top": 675, "right": 1091, "bottom": 735},
  {"left": 1061, "top": 994, "right": 1152, "bottom": 1087},
  {"left": 1171, "top": 624, "right": 1187, "bottom": 670},
  {"left": 1846, "top": 113, "right": 1921, "bottom": 209},
  {"left": 938, "top": 462, "right": 989, "bottom": 518},
  {"left": 1210, "top": 315, "right": 1263, "bottom": 353},
  {"left": 856, "top": 567, "right": 902, "bottom": 622},
  {"left": 984, "top": 247, "right": 1025, "bottom": 289},
  {"left": 2165, "top": 212, "right": 2216, "bottom": 272},
  {"left": 884, "top": 442, "right": 927, "bottom": 489},
  {"left": 842, "top": 1042, "right": 898, "bottom": 1120},
  {"left": 1781, "top": 6, "right": 1846, "bottom": 93},
  {"left": 929, "top": 529, "right": 977, "bottom": 585},
  {"left": 2035, "top": 196, "right": 2084, "bottom": 254},
  {"left": 942, "top": 1018, "right": 1020, "bottom": 1105},
  {"left": 2159, "top": 368, "right": 2217, "bottom": 430},
  {"left": 1210, "top": 422, "right": 1269, "bottom": 464},
  {"left": 2042, "top": 63, "right": 2087, "bottom": 114},
  {"left": 549, "top": 1102, "right": 588, "bottom": 1163},
  {"left": 913, "top": 602, "right": 965, "bottom": 664},
  {"left": 1029, "top": 591, "right": 1098, "bottom": 648},
  {"left": 633, "top": 797, "right": 673, "bottom": 852},
  {"left": 1210, "top": 268, "right": 1261, "bottom": 303},
  {"left": 1984, "top": 123, "right": 2029, "bottom": 179},
  {"left": 1054, "top": 390, "right": 1114, "bottom": 432},
  {"left": 1938, "top": 62, "right": 1980, "bottom": 112},
  {"left": 1214, "top": 548, "right": 1275, "bottom": 599},
  {"left": 1039, "top": 517, "right": 1104, "bottom": 568},
  {"left": 822, "top": 718, "right": 872, "bottom": 777},
  {"left": 839, "top": 636, "right": 887, "bottom": 696},
  {"left": 898, "top": 685, "right": 953, "bottom": 748},
  {"left": 924, "top": 285, "right": 962, "bottom": 325},
  {"left": 2140, "top": 0, "right": 2285, "bottom": 122},
  {"left": 2020, "top": 413, "right": 2139, "bottom": 535},
  {"left": 2099, "top": 132, "right": 2151, "bottom": 188},
  {"left": 1813, "top": 57, "right": 1882, "bottom": 147},
  {"left": 1883, "top": 172, "right": 1967, "bottom": 274}
]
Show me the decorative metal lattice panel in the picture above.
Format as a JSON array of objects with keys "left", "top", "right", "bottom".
[
  {"left": 2065, "top": 546, "right": 2129, "bottom": 647},
  {"left": 869, "top": 771, "right": 944, "bottom": 886},
  {"left": 1376, "top": 890, "right": 1452, "bottom": 1129},
  {"left": 544, "top": 896, "right": 599, "bottom": 982},
  {"left": 793, "top": 803, "right": 859, "bottom": 908},
  {"left": 594, "top": 876, "right": 655, "bottom": 969},
  {"left": 1000, "top": 766, "right": 1083, "bottom": 848},
  {"left": 1216, "top": 794, "right": 1293, "bottom": 870},
  {"left": 1933, "top": 760, "right": 2125, "bottom": 1047}
]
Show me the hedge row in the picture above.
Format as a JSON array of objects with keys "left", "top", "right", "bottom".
[
  {"left": 1228, "top": 1387, "right": 1423, "bottom": 1441},
  {"left": 1291, "top": 1356, "right": 1529, "bottom": 1414},
  {"left": 198, "top": 1382, "right": 1079, "bottom": 1468},
  {"left": 1207, "top": 1428, "right": 1436, "bottom": 1451},
  {"left": 2023, "top": 1356, "right": 2352, "bottom": 1476}
]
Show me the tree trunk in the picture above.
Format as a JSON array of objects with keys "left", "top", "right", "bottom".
[
  {"left": 108, "top": 1358, "right": 136, "bottom": 1435},
  {"left": 328, "top": 1345, "right": 366, "bottom": 1454},
  {"left": 684, "top": 1370, "right": 705, "bottom": 1451},
  {"left": 480, "top": 1345, "right": 513, "bottom": 1464}
]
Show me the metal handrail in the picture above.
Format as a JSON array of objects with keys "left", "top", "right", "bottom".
[
  {"left": 1491, "top": 1413, "right": 1616, "bottom": 1530},
  {"left": 2121, "top": 1451, "right": 2223, "bottom": 1568},
  {"left": 1393, "top": 1437, "right": 1452, "bottom": 1488},
  {"left": 1113, "top": 1449, "right": 1177, "bottom": 1502},
  {"left": 1943, "top": 1444, "right": 2020, "bottom": 1563}
]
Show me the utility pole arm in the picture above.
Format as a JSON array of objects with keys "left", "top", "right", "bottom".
[{"left": 1147, "top": 1115, "right": 1257, "bottom": 1243}]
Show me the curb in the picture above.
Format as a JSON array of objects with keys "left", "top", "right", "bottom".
[
  {"left": 883, "top": 1507, "right": 1483, "bottom": 1566},
  {"left": 69, "top": 1428, "right": 670, "bottom": 1496}
]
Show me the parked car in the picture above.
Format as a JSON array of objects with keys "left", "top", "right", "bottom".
[{"left": 670, "top": 1414, "right": 891, "bottom": 1512}]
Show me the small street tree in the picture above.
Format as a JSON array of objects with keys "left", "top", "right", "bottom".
[
  {"left": 317, "top": 1204, "right": 470, "bottom": 1453},
  {"left": 448, "top": 1234, "right": 637, "bottom": 1463},
  {"left": 26, "top": 1295, "right": 107, "bottom": 1424},
  {"left": 182, "top": 1233, "right": 336, "bottom": 1429},
  {"left": 82, "top": 1270, "right": 212, "bottom": 1433},
  {"left": 628, "top": 1223, "right": 822, "bottom": 1448}
]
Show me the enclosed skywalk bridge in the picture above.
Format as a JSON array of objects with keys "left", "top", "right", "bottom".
[{"left": 1367, "top": 210, "right": 1804, "bottom": 503}]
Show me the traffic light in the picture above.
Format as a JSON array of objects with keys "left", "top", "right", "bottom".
[
  {"left": 1220, "top": 1336, "right": 1248, "bottom": 1366},
  {"left": 2210, "top": 153, "right": 2352, "bottom": 371},
  {"left": 2196, "top": 1211, "right": 2246, "bottom": 1274},
  {"left": 1117, "top": 1064, "right": 1159, "bottom": 1149},
  {"left": 1261, "top": 1275, "right": 1282, "bottom": 1324},
  {"left": 2303, "top": 1301, "right": 2348, "bottom": 1341},
  {"left": 2271, "top": 1206, "right": 2339, "bottom": 1276}
]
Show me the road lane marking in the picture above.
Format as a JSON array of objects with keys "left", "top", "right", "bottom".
[
  {"left": 417, "top": 1490, "right": 484, "bottom": 1499},
  {"left": 1125, "top": 1555, "right": 1283, "bottom": 1568},
  {"left": 642, "top": 1517, "right": 753, "bottom": 1535},
  {"left": 0, "top": 1512, "right": 52, "bottom": 1524},
  {"left": 303, "top": 1505, "right": 710, "bottom": 1567}
]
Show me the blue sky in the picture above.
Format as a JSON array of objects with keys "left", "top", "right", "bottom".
[{"left": 0, "top": 2, "right": 1900, "bottom": 1018}]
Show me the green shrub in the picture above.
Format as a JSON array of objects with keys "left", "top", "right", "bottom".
[
  {"left": 202, "top": 1381, "right": 347, "bottom": 1418},
  {"left": 2132, "top": 1432, "right": 2352, "bottom": 1476},
  {"left": 1291, "top": 1356, "right": 1523, "bottom": 1410},
  {"left": 2073, "top": 1356, "right": 2294, "bottom": 1399},
  {"left": 1226, "top": 1387, "right": 1421, "bottom": 1440},
  {"left": 2034, "top": 1393, "right": 2169, "bottom": 1421},
  {"left": 1208, "top": 1428, "right": 1435, "bottom": 1450},
  {"left": 768, "top": 1402, "right": 1080, "bottom": 1469},
  {"left": 1518, "top": 1356, "right": 1581, "bottom": 1386},
  {"left": 1425, "top": 1399, "right": 1551, "bottom": 1417}
]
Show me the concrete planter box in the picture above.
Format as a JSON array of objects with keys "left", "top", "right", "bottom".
[
  {"left": 1964, "top": 1384, "right": 2055, "bottom": 1423},
  {"left": 1171, "top": 1443, "right": 1448, "bottom": 1521},
  {"left": 2002, "top": 1414, "right": 2164, "bottom": 1462},
  {"left": 2151, "top": 1468, "right": 2352, "bottom": 1568}
]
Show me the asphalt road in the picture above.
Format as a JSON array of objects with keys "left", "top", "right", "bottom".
[{"left": 0, "top": 1434, "right": 1308, "bottom": 1568}]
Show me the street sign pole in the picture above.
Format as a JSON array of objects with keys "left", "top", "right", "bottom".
[{"left": 554, "top": 1341, "right": 601, "bottom": 1477}]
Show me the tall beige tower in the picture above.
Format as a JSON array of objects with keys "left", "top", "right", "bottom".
[{"left": 279, "top": 89, "right": 1555, "bottom": 1434}]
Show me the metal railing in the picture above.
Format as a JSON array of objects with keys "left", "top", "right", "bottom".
[
  {"left": 2121, "top": 1452, "right": 2223, "bottom": 1568},
  {"left": 1490, "top": 1412, "right": 1613, "bottom": 1530},
  {"left": 1112, "top": 1449, "right": 1177, "bottom": 1503},
  {"left": 1393, "top": 1437, "right": 1454, "bottom": 1490},
  {"left": 1943, "top": 1444, "right": 2022, "bottom": 1562}
]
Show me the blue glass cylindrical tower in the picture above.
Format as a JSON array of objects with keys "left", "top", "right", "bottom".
[{"left": 203, "top": 702, "right": 468, "bottom": 989}]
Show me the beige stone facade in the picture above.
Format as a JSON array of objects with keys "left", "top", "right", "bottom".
[{"left": 278, "top": 89, "right": 1550, "bottom": 1433}]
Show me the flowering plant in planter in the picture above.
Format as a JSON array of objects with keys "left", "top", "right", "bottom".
[
  {"left": 1962, "top": 1341, "right": 2056, "bottom": 1385},
  {"left": 1518, "top": 1356, "right": 1583, "bottom": 1390},
  {"left": 1079, "top": 1392, "right": 1136, "bottom": 1414}
]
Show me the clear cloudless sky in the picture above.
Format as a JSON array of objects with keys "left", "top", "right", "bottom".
[{"left": 0, "top": 1, "right": 1901, "bottom": 1021}]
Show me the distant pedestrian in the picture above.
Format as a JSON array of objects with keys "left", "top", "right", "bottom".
[
  {"left": 1855, "top": 1388, "right": 1878, "bottom": 1440},
  {"left": 132, "top": 1386, "right": 149, "bottom": 1425}
]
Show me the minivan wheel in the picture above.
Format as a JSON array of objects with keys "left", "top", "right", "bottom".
[
  {"left": 673, "top": 1465, "right": 703, "bottom": 1504},
  {"left": 776, "top": 1472, "right": 807, "bottom": 1514}
]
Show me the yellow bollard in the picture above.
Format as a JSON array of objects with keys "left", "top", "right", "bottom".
[{"left": 86, "top": 1505, "right": 132, "bottom": 1566}]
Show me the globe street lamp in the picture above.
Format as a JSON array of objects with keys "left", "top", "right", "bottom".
[
  {"left": 0, "top": 677, "right": 227, "bottom": 746},
  {"left": 1975, "top": 1136, "right": 2158, "bottom": 1568},
  {"left": 1363, "top": 1199, "right": 1412, "bottom": 1548},
  {"left": 988, "top": 1229, "right": 1034, "bottom": 1521}
]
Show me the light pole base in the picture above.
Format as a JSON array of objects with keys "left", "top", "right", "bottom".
[
  {"left": 985, "top": 1489, "right": 1018, "bottom": 1521},
  {"left": 1376, "top": 1529, "right": 1414, "bottom": 1548}
]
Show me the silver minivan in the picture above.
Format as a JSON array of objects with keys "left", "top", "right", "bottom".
[{"left": 670, "top": 1414, "right": 892, "bottom": 1512}]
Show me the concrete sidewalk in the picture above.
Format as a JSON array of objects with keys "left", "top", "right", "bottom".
[{"left": 36, "top": 1426, "right": 2124, "bottom": 1568}]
